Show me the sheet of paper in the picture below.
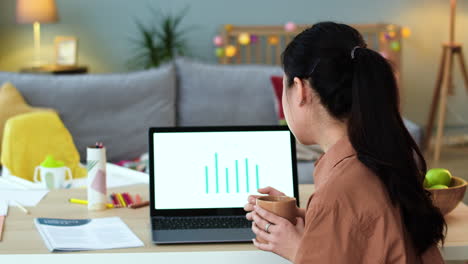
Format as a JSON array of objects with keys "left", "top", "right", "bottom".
[
  {"left": 0, "top": 200, "right": 7, "bottom": 216},
  {"left": 0, "top": 174, "right": 42, "bottom": 190},
  {"left": 0, "top": 190, "right": 49, "bottom": 207},
  {"left": 69, "top": 163, "right": 148, "bottom": 189},
  {"left": 106, "top": 163, "right": 149, "bottom": 188},
  {"left": 0, "top": 163, "right": 149, "bottom": 190}
]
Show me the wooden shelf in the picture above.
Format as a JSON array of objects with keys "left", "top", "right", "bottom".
[{"left": 20, "top": 65, "right": 88, "bottom": 75}]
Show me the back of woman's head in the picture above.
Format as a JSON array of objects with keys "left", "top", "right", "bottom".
[{"left": 282, "top": 22, "right": 445, "bottom": 255}]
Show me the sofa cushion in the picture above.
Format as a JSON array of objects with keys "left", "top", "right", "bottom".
[
  {"left": 175, "top": 57, "right": 283, "bottom": 126},
  {"left": 0, "top": 82, "right": 53, "bottom": 161},
  {"left": 0, "top": 64, "right": 176, "bottom": 162},
  {"left": 270, "top": 75, "right": 286, "bottom": 121}
]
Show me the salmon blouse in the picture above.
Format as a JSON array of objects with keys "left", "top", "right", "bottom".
[{"left": 293, "top": 136, "right": 444, "bottom": 264}]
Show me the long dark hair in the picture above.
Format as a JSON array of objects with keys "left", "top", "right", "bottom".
[{"left": 282, "top": 22, "right": 445, "bottom": 255}]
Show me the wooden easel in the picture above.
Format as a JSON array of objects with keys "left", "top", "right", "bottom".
[{"left": 423, "top": 0, "right": 468, "bottom": 164}]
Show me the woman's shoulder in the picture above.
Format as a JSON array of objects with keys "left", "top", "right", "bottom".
[{"left": 312, "top": 155, "right": 395, "bottom": 219}]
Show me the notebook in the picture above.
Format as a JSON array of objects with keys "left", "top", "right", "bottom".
[{"left": 34, "top": 217, "right": 144, "bottom": 252}]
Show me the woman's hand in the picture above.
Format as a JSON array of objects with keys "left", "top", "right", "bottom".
[
  {"left": 251, "top": 205, "right": 305, "bottom": 261},
  {"left": 244, "top": 186, "right": 285, "bottom": 221}
]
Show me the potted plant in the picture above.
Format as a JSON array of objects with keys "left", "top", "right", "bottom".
[{"left": 127, "top": 7, "right": 191, "bottom": 69}]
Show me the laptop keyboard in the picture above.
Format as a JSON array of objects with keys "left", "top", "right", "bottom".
[{"left": 153, "top": 216, "right": 252, "bottom": 230}]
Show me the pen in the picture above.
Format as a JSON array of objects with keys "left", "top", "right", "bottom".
[
  {"left": 121, "top": 193, "right": 129, "bottom": 206},
  {"left": 122, "top": 193, "right": 132, "bottom": 206},
  {"left": 113, "top": 193, "right": 123, "bottom": 207},
  {"left": 110, "top": 194, "right": 120, "bottom": 207},
  {"left": 12, "top": 200, "right": 30, "bottom": 214},
  {"left": 130, "top": 201, "right": 150, "bottom": 209},
  {"left": 69, "top": 198, "right": 114, "bottom": 209},
  {"left": 126, "top": 193, "right": 134, "bottom": 205}
]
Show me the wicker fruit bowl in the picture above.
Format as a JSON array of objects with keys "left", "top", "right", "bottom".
[{"left": 426, "top": 176, "right": 467, "bottom": 215}]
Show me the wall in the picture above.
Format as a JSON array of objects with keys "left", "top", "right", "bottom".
[{"left": 0, "top": 0, "right": 467, "bottom": 127}]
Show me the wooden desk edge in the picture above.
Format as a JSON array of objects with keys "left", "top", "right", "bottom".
[{"left": 1, "top": 184, "right": 467, "bottom": 257}]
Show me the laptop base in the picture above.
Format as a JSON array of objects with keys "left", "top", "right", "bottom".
[{"left": 152, "top": 228, "right": 254, "bottom": 244}]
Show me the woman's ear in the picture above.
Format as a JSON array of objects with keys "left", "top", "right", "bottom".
[{"left": 293, "top": 77, "right": 308, "bottom": 106}]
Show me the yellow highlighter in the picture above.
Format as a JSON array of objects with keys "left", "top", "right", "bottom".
[{"left": 69, "top": 198, "right": 114, "bottom": 209}]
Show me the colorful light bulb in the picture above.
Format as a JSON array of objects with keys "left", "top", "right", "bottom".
[{"left": 238, "top": 33, "right": 251, "bottom": 45}]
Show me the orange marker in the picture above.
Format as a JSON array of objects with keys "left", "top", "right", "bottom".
[{"left": 135, "top": 194, "right": 142, "bottom": 204}]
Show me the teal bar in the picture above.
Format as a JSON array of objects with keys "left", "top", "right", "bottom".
[
  {"left": 215, "top": 153, "right": 219, "bottom": 193},
  {"left": 226, "top": 168, "right": 229, "bottom": 193},
  {"left": 235, "top": 160, "right": 239, "bottom": 193},
  {"left": 205, "top": 166, "right": 209, "bottom": 194},
  {"left": 256, "top": 165, "right": 259, "bottom": 190},
  {"left": 245, "top": 158, "right": 249, "bottom": 192}
]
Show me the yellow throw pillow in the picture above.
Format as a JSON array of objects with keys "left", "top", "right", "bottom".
[
  {"left": 1, "top": 111, "right": 87, "bottom": 182},
  {"left": 0, "top": 82, "right": 52, "bottom": 162}
]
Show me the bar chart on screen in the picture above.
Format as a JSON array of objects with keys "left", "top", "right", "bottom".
[
  {"left": 204, "top": 153, "right": 261, "bottom": 194},
  {"left": 153, "top": 131, "right": 295, "bottom": 209}
]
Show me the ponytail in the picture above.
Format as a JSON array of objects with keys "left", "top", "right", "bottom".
[
  {"left": 282, "top": 22, "right": 446, "bottom": 255},
  {"left": 350, "top": 47, "right": 446, "bottom": 254}
]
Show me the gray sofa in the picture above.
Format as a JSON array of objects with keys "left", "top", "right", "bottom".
[{"left": 0, "top": 57, "right": 423, "bottom": 184}]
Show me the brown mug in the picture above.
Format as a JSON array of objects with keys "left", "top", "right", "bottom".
[{"left": 255, "top": 196, "right": 297, "bottom": 243}]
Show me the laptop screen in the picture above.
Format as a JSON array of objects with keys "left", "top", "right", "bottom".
[{"left": 150, "top": 127, "right": 297, "bottom": 210}]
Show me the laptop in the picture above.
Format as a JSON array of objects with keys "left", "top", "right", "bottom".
[{"left": 148, "top": 126, "right": 299, "bottom": 244}]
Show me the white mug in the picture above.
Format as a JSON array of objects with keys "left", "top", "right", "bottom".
[{"left": 33, "top": 166, "right": 73, "bottom": 189}]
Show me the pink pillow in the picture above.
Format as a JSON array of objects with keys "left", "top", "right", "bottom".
[{"left": 270, "top": 75, "right": 285, "bottom": 121}]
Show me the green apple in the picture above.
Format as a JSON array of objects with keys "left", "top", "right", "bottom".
[
  {"left": 423, "top": 179, "right": 431, "bottom": 188},
  {"left": 425, "top": 168, "right": 452, "bottom": 187},
  {"left": 429, "top": 184, "right": 449, "bottom": 189}
]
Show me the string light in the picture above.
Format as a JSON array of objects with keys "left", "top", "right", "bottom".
[
  {"left": 213, "top": 35, "right": 223, "bottom": 46},
  {"left": 224, "top": 24, "right": 233, "bottom": 32},
  {"left": 388, "top": 31, "right": 397, "bottom": 39},
  {"left": 401, "top": 27, "right": 412, "bottom": 38},
  {"left": 390, "top": 41, "right": 401, "bottom": 51},
  {"left": 238, "top": 33, "right": 251, "bottom": 45},
  {"left": 215, "top": 47, "right": 225, "bottom": 57},
  {"left": 284, "top": 22, "right": 297, "bottom": 32},
  {"left": 250, "top": 35, "right": 259, "bottom": 44},
  {"left": 212, "top": 23, "right": 407, "bottom": 59},
  {"left": 268, "top": 36, "right": 279, "bottom": 45},
  {"left": 225, "top": 45, "right": 237, "bottom": 57}
]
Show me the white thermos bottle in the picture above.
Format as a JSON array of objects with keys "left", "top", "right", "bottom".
[{"left": 87, "top": 144, "right": 107, "bottom": 211}]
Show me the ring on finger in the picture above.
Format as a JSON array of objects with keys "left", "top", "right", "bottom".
[{"left": 265, "top": 223, "right": 272, "bottom": 233}]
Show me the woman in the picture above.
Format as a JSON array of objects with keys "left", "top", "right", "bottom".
[{"left": 244, "top": 22, "right": 446, "bottom": 263}]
